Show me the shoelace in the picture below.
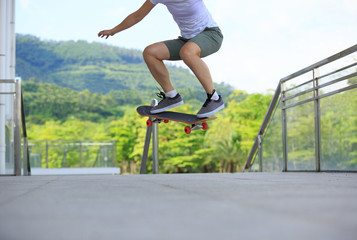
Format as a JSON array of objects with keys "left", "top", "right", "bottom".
[
  {"left": 156, "top": 87, "right": 166, "bottom": 100},
  {"left": 203, "top": 90, "right": 216, "bottom": 107},
  {"left": 203, "top": 95, "right": 212, "bottom": 107}
]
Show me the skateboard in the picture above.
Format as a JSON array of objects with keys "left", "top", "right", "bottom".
[{"left": 137, "top": 106, "right": 217, "bottom": 134}]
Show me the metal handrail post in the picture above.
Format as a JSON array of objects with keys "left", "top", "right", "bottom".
[
  {"left": 21, "top": 90, "right": 31, "bottom": 176},
  {"left": 140, "top": 99, "right": 159, "bottom": 174},
  {"left": 281, "top": 81, "right": 288, "bottom": 172},
  {"left": 152, "top": 122, "right": 159, "bottom": 174},
  {"left": 46, "top": 141, "right": 49, "bottom": 168},
  {"left": 151, "top": 99, "right": 159, "bottom": 174},
  {"left": 23, "top": 138, "right": 28, "bottom": 176},
  {"left": 139, "top": 125, "right": 152, "bottom": 174},
  {"left": 14, "top": 79, "right": 22, "bottom": 176},
  {"left": 258, "top": 135, "right": 263, "bottom": 172},
  {"left": 313, "top": 68, "right": 321, "bottom": 171},
  {"left": 112, "top": 140, "right": 117, "bottom": 167}
]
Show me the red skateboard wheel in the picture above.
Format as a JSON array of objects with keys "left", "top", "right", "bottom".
[
  {"left": 202, "top": 122, "right": 208, "bottom": 130},
  {"left": 184, "top": 126, "right": 191, "bottom": 134},
  {"left": 146, "top": 119, "right": 153, "bottom": 127},
  {"left": 164, "top": 119, "right": 169, "bottom": 123}
]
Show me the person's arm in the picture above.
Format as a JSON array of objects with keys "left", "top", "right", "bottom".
[{"left": 98, "top": 0, "right": 155, "bottom": 39}]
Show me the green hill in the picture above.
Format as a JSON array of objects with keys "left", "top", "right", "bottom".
[{"left": 16, "top": 34, "right": 233, "bottom": 96}]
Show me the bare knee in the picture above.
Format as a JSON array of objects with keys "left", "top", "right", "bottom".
[
  {"left": 180, "top": 43, "right": 201, "bottom": 62},
  {"left": 143, "top": 43, "right": 170, "bottom": 63},
  {"left": 143, "top": 45, "right": 156, "bottom": 62}
]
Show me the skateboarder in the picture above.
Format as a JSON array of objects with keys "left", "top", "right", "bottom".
[{"left": 98, "top": 0, "right": 224, "bottom": 118}]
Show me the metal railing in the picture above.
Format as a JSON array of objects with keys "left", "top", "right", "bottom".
[
  {"left": 28, "top": 139, "right": 117, "bottom": 169},
  {"left": 244, "top": 44, "right": 357, "bottom": 172}
]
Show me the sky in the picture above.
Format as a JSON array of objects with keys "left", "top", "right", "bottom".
[{"left": 16, "top": 0, "right": 357, "bottom": 93}]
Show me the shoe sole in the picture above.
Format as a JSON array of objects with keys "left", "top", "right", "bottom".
[
  {"left": 197, "top": 104, "right": 225, "bottom": 118},
  {"left": 150, "top": 100, "right": 184, "bottom": 114}
]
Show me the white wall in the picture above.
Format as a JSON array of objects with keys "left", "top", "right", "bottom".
[
  {"left": 0, "top": 0, "right": 7, "bottom": 174},
  {"left": 0, "top": 0, "right": 16, "bottom": 174}
]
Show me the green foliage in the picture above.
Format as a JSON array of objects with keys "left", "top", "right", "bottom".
[
  {"left": 23, "top": 81, "right": 128, "bottom": 123},
  {"left": 319, "top": 89, "right": 357, "bottom": 169},
  {"left": 25, "top": 87, "right": 272, "bottom": 173}
]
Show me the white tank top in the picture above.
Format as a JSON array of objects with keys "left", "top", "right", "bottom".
[{"left": 150, "top": 0, "right": 217, "bottom": 39}]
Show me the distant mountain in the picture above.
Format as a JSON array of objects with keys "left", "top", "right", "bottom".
[{"left": 16, "top": 34, "right": 233, "bottom": 96}]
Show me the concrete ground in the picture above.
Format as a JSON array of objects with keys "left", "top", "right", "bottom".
[
  {"left": 0, "top": 172, "right": 356, "bottom": 240},
  {"left": 31, "top": 167, "right": 121, "bottom": 175}
]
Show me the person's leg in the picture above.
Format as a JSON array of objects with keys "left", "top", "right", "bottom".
[
  {"left": 143, "top": 40, "right": 185, "bottom": 113},
  {"left": 180, "top": 27, "right": 225, "bottom": 117},
  {"left": 179, "top": 42, "right": 214, "bottom": 94},
  {"left": 143, "top": 42, "right": 174, "bottom": 92}
]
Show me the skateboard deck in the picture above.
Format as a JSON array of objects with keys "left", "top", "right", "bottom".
[{"left": 137, "top": 106, "right": 217, "bottom": 134}]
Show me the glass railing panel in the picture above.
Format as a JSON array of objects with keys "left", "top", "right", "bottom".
[
  {"left": 285, "top": 90, "right": 314, "bottom": 107},
  {"left": 29, "top": 140, "right": 116, "bottom": 170},
  {"left": 261, "top": 99, "right": 283, "bottom": 172},
  {"left": 4, "top": 123, "right": 14, "bottom": 175},
  {"left": 0, "top": 83, "right": 15, "bottom": 175},
  {"left": 285, "top": 81, "right": 314, "bottom": 99},
  {"left": 318, "top": 51, "right": 357, "bottom": 77},
  {"left": 319, "top": 64, "right": 356, "bottom": 85},
  {"left": 249, "top": 149, "right": 260, "bottom": 172},
  {"left": 284, "top": 71, "right": 313, "bottom": 91},
  {"left": 286, "top": 101, "right": 316, "bottom": 171},
  {"left": 320, "top": 88, "right": 357, "bottom": 171}
]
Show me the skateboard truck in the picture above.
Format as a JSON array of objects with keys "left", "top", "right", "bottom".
[
  {"left": 184, "top": 122, "right": 209, "bottom": 134},
  {"left": 146, "top": 118, "right": 169, "bottom": 127},
  {"left": 146, "top": 119, "right": 206, "bottom": 134}
]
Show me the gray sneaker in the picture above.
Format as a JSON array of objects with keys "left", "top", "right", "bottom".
[
  {"left": 150, "top": 93, "right": 184, "bottom": 114},
  {"left": 197, "top": 94, "right": 224, "bottom": 118}
]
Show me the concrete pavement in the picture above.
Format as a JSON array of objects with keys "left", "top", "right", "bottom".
[{"left": 1, "top": 172, "right": 357, "bottom": 240}]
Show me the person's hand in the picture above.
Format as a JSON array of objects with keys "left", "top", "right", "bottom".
[{"left": 98, "top": 30, "right": 114, "bottom": 39}]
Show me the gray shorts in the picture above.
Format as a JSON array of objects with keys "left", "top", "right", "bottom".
[{"left": 163, "top": 27, "right": 223, "bottom": 60}]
